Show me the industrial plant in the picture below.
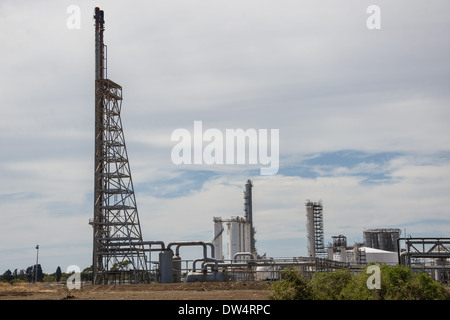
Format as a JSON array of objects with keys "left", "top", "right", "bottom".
[{"left": 88, "top": 7, "right": 450, "bottom": 285}]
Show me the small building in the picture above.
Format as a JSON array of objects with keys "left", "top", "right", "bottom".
[
  {"left": 361, "top": 247, "right": 398, "bottom": 265},
  {"left": 335, "top": 246, "right": 398, "bottom": 265}
]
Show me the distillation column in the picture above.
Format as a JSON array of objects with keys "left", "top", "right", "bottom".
[
  {"left": 244, "top": 179, "right": 257, "bottom": 256},
  {"left": 306, "top": 200, "right": 326, "bottom": 258}
]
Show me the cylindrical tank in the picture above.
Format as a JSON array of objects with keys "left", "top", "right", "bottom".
[
  {"left": 228, "top": 218, "right": 252, "bottom": 260},
  {"left": 391, "top": 231, "right": 400, "bottom": 252},
  {"left": 306, "top": 202, "right": 315, "bottom": 257},
  {"left": 364, "top": 229, "right": 401, "bottom": 252},
  {"left": 185, "top": 271, "right": 225, "bottom": 282},
  {"left": 378, "top": 233, "right": 384, "bottom": 250},
  {"left": 243, "top": 223, "right": 251, "bottom": 254},
  {"left": 364, "top": 232, "right": 372, "bottom": 248},
  {"left": 159, "top": 249, "right": 173, "bottom": 283},
  {"left": 228, "top": 221, "right": 240, "bottom": 260},
  {"left": 173, "top": 255, "right": 182, "bottom": 283},
  {"left": 213, "top": 219, "right": 224, "bottom": 260}
]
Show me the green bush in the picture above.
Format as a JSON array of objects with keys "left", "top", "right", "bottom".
[
  {"left": 310, "top": 268, "right": 353, "bottom": 300},
  {"left": 270, "top": 268, "right": 313, "bottom": 300},
  {"left": 417, "top": 272, "right": 449, "bottom": 300},
  {"left": 270, "top": 264, "right": 450, "bottom": 300},
  {"left": 373, "top": 264, "right": 448, "bottom": 300}
]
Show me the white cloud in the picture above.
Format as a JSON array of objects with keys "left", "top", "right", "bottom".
[{"left": 1, "top": 0, "right": 450, "bottom": 273}]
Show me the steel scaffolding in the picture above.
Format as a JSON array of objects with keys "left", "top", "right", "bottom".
[
  {"left": 398, "top": 237, "right": 450, "bottom": 283},
  {"left": 306, "top": 200, "right": 326, "bottom": 258},
  {"left": 90, "top": 7, "right": 148, "bottom": 284}
]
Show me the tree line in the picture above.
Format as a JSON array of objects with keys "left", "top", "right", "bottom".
[
  {"left": 270, "top": 264, "right": 450, "bottom": 300},
  {"left": 0, "top": 265, "right": 93, "bottom": 283}
]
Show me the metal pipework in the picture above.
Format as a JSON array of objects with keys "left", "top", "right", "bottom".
[
  {"left": 167, "top": 241, "right": 215, "bottom": 259},
  {"left": 94, "top": 7, "right": 105, "bottom": 80},
  {"left": 193, "top": 258, "right": 218, "bottom": 273},
  {"left": 397, "top": 237, "right": 450, "bottom": 266},
  {"left": 202, "top": 261, "right": 249, "bottom": 273},
  {"left": 142, "top": 241, "right": 166, "bottom": 251},
  {"left": 202, "top": 256, "right": 332, "bottom": 270},
  {"left": 94, "top": 7, "right": 105, "bottom": 24},
  {"left": 233, "top": 252, "right": 254, "bottom": 261},
  {"left": 197, "top": 252, "right": 256, "bottom": 272},
  {"left": 96, "top": 241, "right": 165, "bottom": 251}
]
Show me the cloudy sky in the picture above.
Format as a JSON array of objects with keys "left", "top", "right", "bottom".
[{"left": 1, "top": 0, "right": 449, "bottom": 274}]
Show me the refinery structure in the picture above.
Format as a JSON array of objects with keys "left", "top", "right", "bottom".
[
  {"left": 213, "top": 180, "right": 257, "bottom": 261},
  {"left": 88, "top": 7, "right": 450, "bottom": 285}
]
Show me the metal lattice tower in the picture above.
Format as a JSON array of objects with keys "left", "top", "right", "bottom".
[
  {"left": 90, "top": 7, "right": 148, "bottom": 284},
  {"left": 243, "top": 180, "right": 257, "bottom": 256},
  {"left": 306, "top": 200, "right": 326, "bottom": 258}
]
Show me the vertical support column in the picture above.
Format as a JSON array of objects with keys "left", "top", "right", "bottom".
[
  {"left": 244, "top": 180, "right": 256, "bottom": 256},
  {"left": 213, "top": 217, "right": 224, "bottom": 260},
  {"left": 93, "top": 6, "right": 105, "bottom": 284}
]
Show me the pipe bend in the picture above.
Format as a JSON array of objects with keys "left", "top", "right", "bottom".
[
  {"left": 142, "top": 241, "right": 165, "bottom": 251},
  {"left": 193, "top": 258, "right": 217, "bottom": 272},
  {"left": 233, "top": 252, "right": 254, "bottom": 261},
  {"left": 167, "top": 241, "right": 215, "bottom": 259}
]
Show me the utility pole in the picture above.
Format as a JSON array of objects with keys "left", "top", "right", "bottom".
[{"left": 34, "top": 245, "right": 39, "bottom": 283}]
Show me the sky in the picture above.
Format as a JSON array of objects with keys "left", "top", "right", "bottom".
[{"left": 1, "top": 0, "right": 450, "bottom": 274}]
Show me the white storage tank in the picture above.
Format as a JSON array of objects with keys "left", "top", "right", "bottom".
[
  {"left": 228, "top": 220, "right": 240, "bottom": 260},
  {"left": 213, "top": 218, "right": 224, "bottom": 260},
  {"left": 227, "top": 217, "right": 251, "bottom": 260},
  {"left": 243, "top": 222, "right": 251, "bottom": 254}
]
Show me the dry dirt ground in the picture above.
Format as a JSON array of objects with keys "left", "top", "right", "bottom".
[{"left": 0, "top": 281, "right": 272, "bottom": 300}]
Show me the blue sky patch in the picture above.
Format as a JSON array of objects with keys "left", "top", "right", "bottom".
[{"left": 279, "top": 150, "right": 402, "bottom": 183}]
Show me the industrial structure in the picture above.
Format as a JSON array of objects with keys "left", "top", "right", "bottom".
[
  {"left": 84, "top": 7, "right": 449, "bottom": 285},
  {"left": 364, "top": 228, "right": 401, "bottom": 252},
  {"left": 213, "top": 180, "right": 257, "bottom": 261},
  {"left": 89, "top": 7, "right": 148, "bottom": 284},
  {"left": 398, "top": 237, "right": 450, "bottom": 282},
  {"left": 213, "top": 216, "right": 251, "bottom": 261},
  {"left": 305, "top": 200, "right": 326, "bottom": 258},
  {"left": 326, "top": 234, "right": 398, "bottom": 266},
  {"left": 325, "top": 228, "right": 401, "bottom": 266},
  {"left": 243, "top": 180, "right": 257, "bottom": 256}
]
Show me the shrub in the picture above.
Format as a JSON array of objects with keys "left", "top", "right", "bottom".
[
  {"left": 270, "top": 264, "right": 450, "bottom": 300},
  {"left": 402, "top": 270, "right": 449, "bottom": 300},
  {"left": 269, "top": 268, "right": 313, "bottom": 300},
  {"left": 340, "top": 265, "right": 381, "bottom": 300},
  {"left": 310, "top": 268, "right": 353, "bottom": 300},
  {"left": 377, "top": 265, "right": 449, "bottom": 300}
]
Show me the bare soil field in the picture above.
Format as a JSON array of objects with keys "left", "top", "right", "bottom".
[{"left": 0, "top": 281, "right": 272, "bottom": 300}]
